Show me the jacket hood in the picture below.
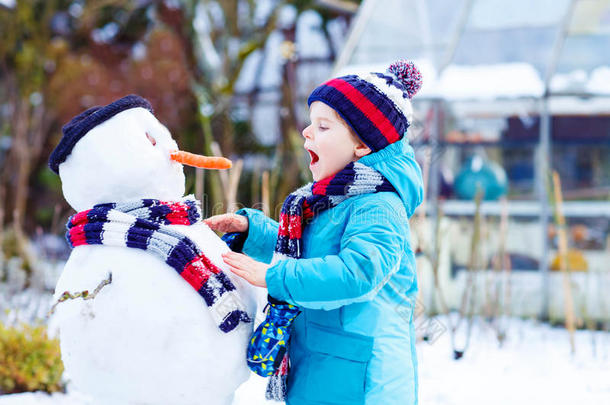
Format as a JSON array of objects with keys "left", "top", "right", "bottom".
[{"left": 358, "top": 138, "right": 424, "bottom": 217}]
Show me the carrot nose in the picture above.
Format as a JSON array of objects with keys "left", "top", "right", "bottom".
[{"left": 170, "top": 150, "right": 232, "bottom": 170}]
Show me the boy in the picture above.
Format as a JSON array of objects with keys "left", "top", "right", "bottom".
[{"left": 205, "top": 60, "right": 424, "bottom": 405}]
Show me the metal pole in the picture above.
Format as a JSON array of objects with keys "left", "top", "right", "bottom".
[
  {"left": 429, "top": 101, "right": 441, "bottom": 221},
  {"left": 537, "top": 0, "right": 573, "bottom": 321},
  {"left": 429, "top": 100, "right": 441, "bottom": 315},
  {"left": 439, "top": 0, "right": 474, "bottom": 73},
  {"left": 538, "top": 95, "right": 551, "bottom": 321},
  {"left": 332, "top": 0, "right": 379, "bottom": 75}
]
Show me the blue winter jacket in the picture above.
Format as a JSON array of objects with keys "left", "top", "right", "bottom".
[{"left": 237, "top": 138, "right": 423, "bottom": 405}]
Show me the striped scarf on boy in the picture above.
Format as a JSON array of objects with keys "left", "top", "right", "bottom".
[
  {"left": 273, "top": 161, "right": 396, "bottom": 262},
  {"left": 249, "top": 161, "right": 396, "bottom": 400},
  {"left": 66, "top": 196, "right": 251, "bottom": 333}
]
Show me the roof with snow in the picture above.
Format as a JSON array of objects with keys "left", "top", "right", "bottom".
[{"left": 334, "top": 0, "right": 610, "bottom": 100}]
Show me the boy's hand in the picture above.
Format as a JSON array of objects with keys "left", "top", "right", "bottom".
[
  {"left": 204, "top": 213, "right": 249, "bottom": 233},
  {"left": 222, "top": 251, "right": 269, "bottom": 288}
]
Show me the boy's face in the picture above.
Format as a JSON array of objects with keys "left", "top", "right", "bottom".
[{"left": 303, "top": 101, "right": 371, "bottom": 181}]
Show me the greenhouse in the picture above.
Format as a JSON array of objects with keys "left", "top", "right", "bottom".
[{"left": 335, "top": 0, "right": 610, "bottom": 320}]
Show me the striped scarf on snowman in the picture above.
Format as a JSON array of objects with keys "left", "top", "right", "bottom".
[
  {"left": 66, "top": 195, "right": 251, "bottom": 333},
  {"left": 243, "top": 161, "right": 396, "bottom": 400}
]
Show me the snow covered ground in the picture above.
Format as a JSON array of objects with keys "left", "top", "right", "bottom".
[
  {"left": 417, "top": 317, "right": 609, "bottom": 405},
  {"left": 1, "top": 317, "right": 608, "bottom": 404}
]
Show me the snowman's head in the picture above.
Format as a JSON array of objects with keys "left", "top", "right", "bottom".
[{"left": 50, "top": 96, "right": 185, "bottom": 211}]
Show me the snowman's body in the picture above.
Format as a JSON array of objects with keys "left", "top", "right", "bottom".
[{"left": 51, "top": 102, "right": 261, "bottom": 405}]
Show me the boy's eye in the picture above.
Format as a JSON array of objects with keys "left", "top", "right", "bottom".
[{"left": 318, "top": 125, "right": 328, "bottom": 131}]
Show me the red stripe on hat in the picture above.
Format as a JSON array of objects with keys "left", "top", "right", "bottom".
[{"left": 326, "top": 78, "right": 400, "bottom": 144}]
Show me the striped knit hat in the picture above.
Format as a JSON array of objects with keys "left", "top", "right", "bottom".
[{"left": 307, "top": 60, "right": 422, "bottom": 152}]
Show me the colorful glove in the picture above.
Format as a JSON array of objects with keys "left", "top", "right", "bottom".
[{"left": 247, "top": 295, "right": 301, "bottom": 377}]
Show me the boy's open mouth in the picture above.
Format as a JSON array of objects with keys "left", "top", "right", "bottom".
[{"left": 307, "top": 149, "right": 319, "bottom": 166}]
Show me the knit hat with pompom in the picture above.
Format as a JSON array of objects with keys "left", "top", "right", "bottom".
[{"left": 307, "top": 59, "right": 422, "bottom": 152}]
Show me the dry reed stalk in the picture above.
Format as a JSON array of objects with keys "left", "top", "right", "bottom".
[
  {"left": 262, "top": 170, "right": 270, "bottom": 217},
  {"left": 251, "top": 162, "right": 260, "bottom": 208},
  {"left": 489, "top": 197, "right": 510, "bottom": 344},
  {"left": 195, "top": 168, "right": 204, "bottom": 206},
  {"left": 414, "top": 148, "right": 431, "bottom": 308},
  {"left": 431, "top": 204, "right": 450, "bottom": 315},
  {"left": 226, "top": 159, "right": 243, "bottom": 213},
  {"left": 552, "top": 171, "right": 576, "bottom": 354}
]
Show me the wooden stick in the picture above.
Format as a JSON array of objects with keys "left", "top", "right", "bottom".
[
  {"left": 251, "top": 161, "right": 260, "bottom": 208},
  {"left": 195, "top": 168, "right": 204, "bottom": 206},
  {"left": 210, "top": 142, "right": 229, "bottom": 200},
  {"left": 262, "top": 170, "right": 270, "bottom": 217},
  {"left": 431, "top": 204, "right": 450, "bottom": 316},
  {"left": 414, "top": 148, "right": 431, "bottom": 309},
  {"left": 450, "top": 187, "right": 483, "bottom": 359},
  {"left": 418, "top": 147, "right": 431, "bottom": 225},
  {"left": 48, "top": 273, "right": 113, "bottom": 317},
  {"left": 226, "top": 159, "right": 243, "bottom": 213},
  {"left": 552, "top": 170, "right": 576, "bottom": 354},
  {"left": 490, "top": 197, "right": 509, "bottom": 344}
]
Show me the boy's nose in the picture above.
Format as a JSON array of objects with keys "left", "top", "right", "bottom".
[{"left": 302, "top": 125, "right": 312, "bottom": 139}]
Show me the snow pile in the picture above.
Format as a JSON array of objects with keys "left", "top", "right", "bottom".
[
  {"left": 338, "top": 62, "right": 546, "bottom": 100},
  {"left": 586, "top": 66, "right": 610, "bottom": 95},
  {"left": 550, "top": 66, "right": 610, "bottom": 95},
  {"left": 1, "top": 317, "right": 607, "bottom": 404},
  {"left": 419, "top": 317, "right": 610, "bottom": 405},
  {"left": 433, "top": 63, "right": 545, "bottom": 100}
]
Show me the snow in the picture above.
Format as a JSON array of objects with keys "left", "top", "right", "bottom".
[
  {"left": 335, "top": 62, "right": 545, "bottom": 100},
  {"left": 418, "top": 317, "right": 610, "bottom": 405},
  {"left": 1, "top": 317, "right": 608, "bottom": 404},
  {"left": 432, "top": 63, "right": 545, "bottom": 100},
  {"left": 586, "top": 66, "right": 610, "bottom": 94},
  {"left": 535, "top": 66, "right": 610, "bottom": 96}
]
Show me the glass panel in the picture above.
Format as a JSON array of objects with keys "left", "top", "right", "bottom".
[
  {"left": 433, "top": 144, "right": 536, "bottom": 200},
  {"left": 426, "top": 0, "right": 467, "bottom": 45},
  {"left": 468, "top": 0, "right": 570, "bottom": 30},
  {"left": 351, "top": 0, "right": 425, "bottom": 65},
  {"left": 568, "top": 0, "right": 610, "bottom": 35},
  {"left": 349, "top": 0, "right": 467, "bottom": 68},
  {"left": 446, "top": 216, "right": 543, "bottom": 273},
  {"left": 554, "top": 34, "right": 610, "bottom": 74},
  {"left": 452, "top": 28, "right": 557, "bottom": 75},
  {"left": 551, "top": 144, "right": 610, "bottom": 200}
]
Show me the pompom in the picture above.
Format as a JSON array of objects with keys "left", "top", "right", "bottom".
[{"left": 387, "top": 60, "right": 422, "bottom": 99}]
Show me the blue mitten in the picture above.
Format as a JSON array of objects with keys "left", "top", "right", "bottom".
[{"left": 247, "top": 295, "right": 301, "bottom": 377}]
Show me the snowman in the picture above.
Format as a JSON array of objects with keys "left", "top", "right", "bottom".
[{"left": 48, "top": 95, "right": 261, "bottom": 405}]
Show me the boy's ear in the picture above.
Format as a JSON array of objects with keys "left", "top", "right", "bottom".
[{"left": 354, "top": 141, "right": 372, "bottom": 158}]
